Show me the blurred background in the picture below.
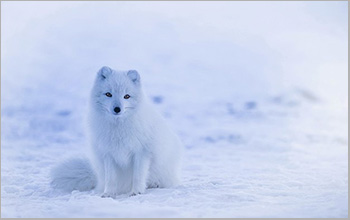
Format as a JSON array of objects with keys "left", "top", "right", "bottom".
[{"left": 2, "top": 1, "right": 348, "bottom": 108}]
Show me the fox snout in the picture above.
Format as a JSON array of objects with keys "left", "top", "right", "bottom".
[
  {"left": 111, "top": 101, "right": 123, "bottom": 115},
  {"left": 114, "top": 107, "right": 121, "bottom": 114}
]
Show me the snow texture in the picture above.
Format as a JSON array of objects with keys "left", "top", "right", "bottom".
[{"left": 1, "top": 1, "right": 348, "bottom": 218}]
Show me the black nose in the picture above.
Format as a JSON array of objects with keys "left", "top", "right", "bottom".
[{"left": 114, "top": 107, "right": 121, "bottom": 113}]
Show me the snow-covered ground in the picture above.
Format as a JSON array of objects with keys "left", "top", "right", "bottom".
[{"left": 1, "top": 1, "right": 348, "bottom": 218}]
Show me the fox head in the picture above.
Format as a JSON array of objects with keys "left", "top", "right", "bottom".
[{"left": 90, "top": 66, "right": 143, "bottom": 118}]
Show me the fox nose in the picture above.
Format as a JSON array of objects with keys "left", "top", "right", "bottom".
[{"left": 114, "top": 107, "right": 121, "bottom": 114}]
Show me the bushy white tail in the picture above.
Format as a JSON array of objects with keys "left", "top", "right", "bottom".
[{"left": 50, "top": 158, "right": 97, "bottom": 192}]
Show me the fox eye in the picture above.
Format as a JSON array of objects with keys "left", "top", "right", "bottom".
[
  {"left": 124, "top": 94, "right": 130, "bottom": 99},
  {"left": 105, "top": 92, "right": 112, "bottom": 97}
]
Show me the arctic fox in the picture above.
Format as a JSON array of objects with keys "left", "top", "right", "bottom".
[{"left": 51, "top": 66, "right": 183, "bottom": 197}]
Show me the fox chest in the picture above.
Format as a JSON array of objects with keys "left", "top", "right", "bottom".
[{"left": 95, "top": 126, "right": 149, "bottom": 165}]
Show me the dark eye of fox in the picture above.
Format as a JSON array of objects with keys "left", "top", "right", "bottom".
[
  {"left": 124, "top": 94, "right": 130, "bottom": 99},
  {"left": 105, "top": 92, "right": 112, "bottom": 97}
]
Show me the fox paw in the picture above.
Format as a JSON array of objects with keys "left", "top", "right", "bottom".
[
  {"left": 129, "top": 191, "right": 141, "bottom": 197},
  {"left": 101, "top": 192, "right": 116, "bottom": 199},
  {"left": 148, "top": 182, "right": 160, "bottom": 188}
]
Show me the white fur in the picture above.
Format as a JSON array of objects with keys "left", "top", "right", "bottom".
[
  {"left": 51, "top": 66, "right": 183, "bottom": 197},
  {"left": 50, "top": 158, "right": 97, "bottom": 192}
]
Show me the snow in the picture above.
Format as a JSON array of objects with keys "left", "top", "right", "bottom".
[{"left": 1, "top": 1, "right": 348, "bottom": 218}]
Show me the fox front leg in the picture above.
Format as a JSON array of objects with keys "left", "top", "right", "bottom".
[
  {"left": 129, "top": 152, "right": 151, "bottom": 196},
  {"left": 101, "top": 156, "right": 118, "bottom": 198}
]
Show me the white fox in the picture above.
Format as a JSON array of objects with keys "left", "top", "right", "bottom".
[{"left": 51, "top": 66, "right": 183, "bottom": 197}]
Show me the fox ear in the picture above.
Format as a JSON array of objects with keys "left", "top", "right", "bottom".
[
  {"left": 127, "top": 70, "right": 140, "bottom": 84},
  {"left": 97, "top": 66, "right": 112, "bottom": 79}
]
